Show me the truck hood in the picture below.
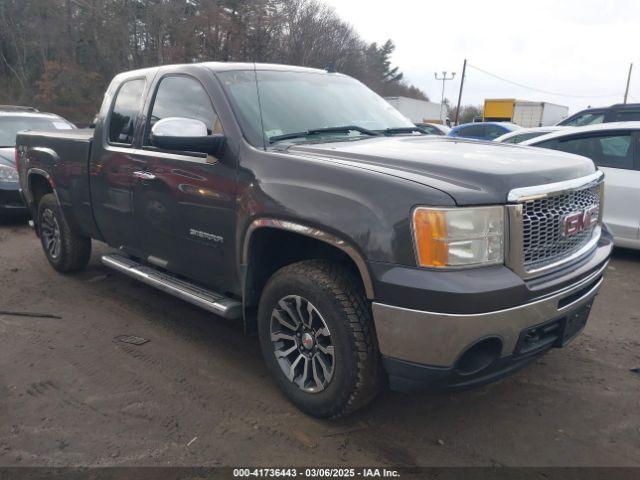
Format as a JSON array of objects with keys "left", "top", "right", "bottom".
[
  {"left": 0, "top": 147, "right": 15, "bottom": 168},
  {"left": 289, "top": 136, "right": 596, "bottom": 205}
]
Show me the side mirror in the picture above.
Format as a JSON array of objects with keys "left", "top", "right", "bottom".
[{"left": 150, "top": 117, "right": 225, "bottom": 155}]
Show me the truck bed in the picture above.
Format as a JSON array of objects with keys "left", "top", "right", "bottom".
[{"left": 17, "top": 128, "right": 97, "bottom": 239}]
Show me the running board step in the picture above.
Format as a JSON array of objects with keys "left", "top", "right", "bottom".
[{"left": 101, "top": 254, "right": 242, "bottom": 320}]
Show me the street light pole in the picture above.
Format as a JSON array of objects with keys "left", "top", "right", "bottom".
[
  {"left": 454, "top": 59, "right": 467, "bottom": 126},
  {"left": 435, "top": 71, "right": 456, "bottom": 123},
  {"left": 623, "top": 62, "right": 633, "bottom": 104}
]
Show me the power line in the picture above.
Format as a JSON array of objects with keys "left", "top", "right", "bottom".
[{"left": 467, "top": 63, "right": 623, "bottom": 99}]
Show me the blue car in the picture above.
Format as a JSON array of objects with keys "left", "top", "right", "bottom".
[{"left": 448, "top": 122, "right": 520, "bottom": 141}]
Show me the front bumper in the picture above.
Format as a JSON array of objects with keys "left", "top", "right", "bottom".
[
  {"left": 372, "top": 230, "right": 612, "bottom": 392},
  {"left": 0, "top": 182, "right": 27, "bottom": 215}
]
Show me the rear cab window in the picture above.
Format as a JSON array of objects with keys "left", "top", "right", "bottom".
[{"left": 108, "top": 78, "right": 146, "bottom": 146}]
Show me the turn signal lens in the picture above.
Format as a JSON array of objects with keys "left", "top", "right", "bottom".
[{"left": 412, "top": 206, "right": 504, "bottom": 268}]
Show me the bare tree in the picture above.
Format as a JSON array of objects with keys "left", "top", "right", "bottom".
[{"left": 0, "top": 0, "right": 429, "bottom": 123}]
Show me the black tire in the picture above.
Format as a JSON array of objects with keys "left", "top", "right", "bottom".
[
  {"left": 37, "top": 193, "right": 91, "bottom": 272},
  {"left": 258, "top": 259, "right": 381, "bottom": 419}
]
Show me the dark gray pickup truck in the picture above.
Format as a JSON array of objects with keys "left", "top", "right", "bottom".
[{"left": 16, "top": 62, "right": 612, "bottom": 418}]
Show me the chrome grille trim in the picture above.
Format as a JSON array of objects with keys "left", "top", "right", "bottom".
[
  {"left": 508, "top": 170, "right": 604, "bottom": 202},
  {"left": 522, "top": 187, "right": 600, "bottom": 268},
  {"left": 506, "top": 171, "right": 604, "bottom": 279}
]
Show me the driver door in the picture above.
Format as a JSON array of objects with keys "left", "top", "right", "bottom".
[{"left": 129, "top": 72, "right": 238, "bottom": 292}]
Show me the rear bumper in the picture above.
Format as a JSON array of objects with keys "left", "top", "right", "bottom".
[{"left": 372, "top": 230, "right": 612, "bottom": 392}]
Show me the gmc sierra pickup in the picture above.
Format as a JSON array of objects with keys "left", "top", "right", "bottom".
[{"left": 16, "top": 63, "right": 612, "bottom": 418}]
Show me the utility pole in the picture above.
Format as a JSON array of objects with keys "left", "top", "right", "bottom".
[
  {"left": 434, "top": 71, "right": 455, "bottom": 123},
  {"left": 623, "top": 62, "right": 633, "bottom": 104},
  {"left": 454, "top": 59, "right": 467, "bottom": 126}
]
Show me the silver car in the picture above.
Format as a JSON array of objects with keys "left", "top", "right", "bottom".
[
  {"left": 493, "top": 126, "right": 566, "bottom": 144},
  {"left": 521, "top": 122, "right": 640, "bottom": 249}
]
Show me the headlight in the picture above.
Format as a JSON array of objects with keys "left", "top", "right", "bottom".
[
  {"left": 0, "top": 164, "right": 19, "bottom": 182},
  {"left": 412, "top": 206, "right": 504, "bottom": 268}
]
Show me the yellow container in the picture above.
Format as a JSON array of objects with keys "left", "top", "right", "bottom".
[{"left": 484, "top": 99, "right": 515, "bottom": 121}]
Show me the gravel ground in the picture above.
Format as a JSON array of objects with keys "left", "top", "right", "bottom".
[{"left": 0, "top": 218, "right": 639, "bottom": 467}]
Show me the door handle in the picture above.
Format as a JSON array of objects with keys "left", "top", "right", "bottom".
[{"left": 132, "top": 171, "right": 157, "bottom": 181}]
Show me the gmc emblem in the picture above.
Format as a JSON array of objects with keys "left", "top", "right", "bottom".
[{"left": 562, "top": 206, "right": 599, "bottom": 237}]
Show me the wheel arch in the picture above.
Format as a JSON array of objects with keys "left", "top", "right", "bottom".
[
  {"left": 241, "top": 218, "right": 374, "bottom": 333},
  {"left": 27, "top": 169, "right": 56, "bottom": 234}
]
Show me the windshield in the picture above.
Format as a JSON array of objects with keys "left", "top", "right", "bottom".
[
  {"left": 0, "top": 116, "right": 74, "bottom": 146},
  {"left": 217, "top": 70, "right": 414, "bottom": 146}
]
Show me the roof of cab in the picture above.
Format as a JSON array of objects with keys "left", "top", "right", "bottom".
[
  {"left": 115, "top": 62, "right": 332, "bottom": 80},
  {"left": 203, "top": 62, "right": 329, "bottom": 74}
]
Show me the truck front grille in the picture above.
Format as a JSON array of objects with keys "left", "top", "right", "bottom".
[{"left": 522, "top": 186, "right": 600, "bottom": 270}]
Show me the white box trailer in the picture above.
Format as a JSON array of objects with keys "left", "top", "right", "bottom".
[
  {"left": 484, "top": 99, "right": 568, "bottom": 127},
  {"left": 512, "top": 101, "right": 568, "bottom": 127},
  {"left": 385, "top": 96, "right": 446, "bottom": 124}
]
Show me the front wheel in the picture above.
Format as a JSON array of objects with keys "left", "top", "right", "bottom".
[
  {"left": 37, "top": 193, "right": 91, "bottom": 272},
  {"left": 257, "top": 260, "right": 381, "bottom": 418}
]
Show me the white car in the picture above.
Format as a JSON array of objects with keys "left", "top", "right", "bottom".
[
  {"left": 416, "top": 122, "right": 451, "bottom": 135},
  {"left": 521, "top": 122, "right": 640, "bottom": 249},
  {"left": 494, "top": 126, "right": 566, "bottom": 144}
]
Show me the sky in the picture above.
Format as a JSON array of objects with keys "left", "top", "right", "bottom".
[{"left": 323, "top": 0, "right": 640, "bottom": 115}]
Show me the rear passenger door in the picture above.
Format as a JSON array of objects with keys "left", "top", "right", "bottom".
[
  {"left": 540, "top": 131, "right": 640, "bottom": 244},
  {"left": 91, "top": 76, "right": 150, "bottom": 251}
]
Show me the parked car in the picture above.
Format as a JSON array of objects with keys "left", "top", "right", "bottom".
[
  {"left": 522, "top": 122, "right": 640, "bottom": 249},
  {"left": 0, "top": 106, "right": 75, "bottom": 217},
  {"left": 17, "top": 63, "right": 612, "bottom": 418},
  {"left": 449, "top": 122, "right": 520, "bottom": 141},
  {"left": 493, "top": 126, "right": 566, "bottom": 144},
  {"left": 558, "top": 103, "right": 640, "bottom": 127},
  {"left": 416, "top": 122, "right": 451, "bottom": 135}
]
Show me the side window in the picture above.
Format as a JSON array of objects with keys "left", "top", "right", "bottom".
[
  {"left": 551, "top": 133, "right": 634, "bottom": 169},
  {"left": 597, "top": 134, "right": 633, "bottom": 168},
  {"left": 485, "top": 125, "right": 506, "bottom": 140},
  {"left": 109, "top": 79, "right": 146, "bottom": 145},
  {"left": 460, "top": 125, "right": 484, "bottom": 137},
  {"left": 516, "top": 132, "right": 548, "bottom": 143},
  {"left": 503, "top": 136, "right": 518, "bottom": 143},
  {"left": 613, "top": 110, "right": 640, "bottom": 122},
  {"left": 536, "top": 139, "right": 559, "bottom": 149},
  {"left": 146, "top": 76, "right": 220, "bottom": 145}
]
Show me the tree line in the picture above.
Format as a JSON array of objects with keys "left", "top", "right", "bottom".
[{"left": 0, "top": 0, "right": 429, "bottom": 124}]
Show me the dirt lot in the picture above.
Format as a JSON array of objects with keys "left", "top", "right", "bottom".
[{"left": 1, "top": 218, "right": 639, "bottom": 467}]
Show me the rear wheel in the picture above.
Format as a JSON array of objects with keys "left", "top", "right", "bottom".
[
  {"left": 258, "top": 260, "right": 381, "bottom": 418},
  {"left": 37, "top": 193, "right": 91, "bottom": 272}
]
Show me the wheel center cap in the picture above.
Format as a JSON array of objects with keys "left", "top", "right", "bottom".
[{"left": 301, "top": 332, "right": 314, "bottom": 350}]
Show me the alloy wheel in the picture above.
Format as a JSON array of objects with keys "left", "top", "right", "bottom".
[
  {"left": 41, "top": 208, "right": 62, "bottom": 260},
  {"left": 270, "top": 295, "right": 335, "bottom": 393}
]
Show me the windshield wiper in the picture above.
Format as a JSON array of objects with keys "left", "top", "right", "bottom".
[
  {"left": 269, "top": 125, "right": 381, "bottom": 143},
  {"left": 379, "top": 127, "right": 427, "bottom": 135}
]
